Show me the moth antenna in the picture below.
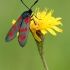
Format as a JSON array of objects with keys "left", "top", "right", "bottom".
[
  {"left": 21, "top": 0, "right": 38, "bottom": 10},
  {"left": 30, "top": 0, "right": 38, "bottom": 9},
  {"left": 21, "top": 0, "right": 29, "bottom": 9}
]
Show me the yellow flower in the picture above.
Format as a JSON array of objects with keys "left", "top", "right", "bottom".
[
  {"left": 30, "top": 8, "right": 63, "bottom": 42},
  {"left": 12, "top": 8, "right": 63, "bottom": 42}
]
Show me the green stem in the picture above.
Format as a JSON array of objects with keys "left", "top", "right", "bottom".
[{"left": 35, "top": 33, "right": 49, "bottom": 70}]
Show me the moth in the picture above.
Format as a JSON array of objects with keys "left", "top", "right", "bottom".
[{"left": 5, "top": 0, "right": 38, "bottom": 47}]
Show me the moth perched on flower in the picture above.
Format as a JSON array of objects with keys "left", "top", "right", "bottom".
[{"left": 12, "top": 8, "right": 63, "bottom": 44}]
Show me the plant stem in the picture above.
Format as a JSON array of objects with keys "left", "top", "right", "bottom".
[
  {"left": 35, "top": 32, "right": 49, "bottom": 70},
  {"left": 39, "top": 48, "right": 49, "bottom": 70}
]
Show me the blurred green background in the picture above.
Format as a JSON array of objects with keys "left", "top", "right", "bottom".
[{"left": 0, "top": 0, "right": 70, "bottom": 70}]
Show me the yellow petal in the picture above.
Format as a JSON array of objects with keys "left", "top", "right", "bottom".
[
  {"left": 17, "top": 32, "right": 19, "bottom": 36},
  {"left": 12, "top": 20, "right": 16, "bottom": 24},
  {"left": 32, "top": 30, "right": 41, "bottom": 42},
  {"left": 52, "top": 26, "right": 63, "bottom": 32},
  {"left": 47, "top": 28, "right": 57, "bottom": 36},
  {"left": 56, "top": 17, "right": 62, "bottom": 20},
  {"left": 55, "top": 21, "right": 63, "bottom": 26},
  {"left": 41, "top": 29, "right": 47, "bottom": 35},
  {"left": 39, "top": 11, "right": 46, "bottom": 19}
]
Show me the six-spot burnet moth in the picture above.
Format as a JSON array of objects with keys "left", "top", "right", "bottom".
[{"left": 5, "top": 0, "right": 38, "bottom": 47}]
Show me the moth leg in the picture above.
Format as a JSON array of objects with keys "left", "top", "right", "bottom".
[
  {"left": 31, "top": 19, "right": 37, "bottom": 25},
  {"left": 31, "top": 14, "right": 41, "bottom": 20}
]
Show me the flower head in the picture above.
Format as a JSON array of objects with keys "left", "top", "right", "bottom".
[{"left": 30, "top": 8, "right": 63, "bottom": 42}]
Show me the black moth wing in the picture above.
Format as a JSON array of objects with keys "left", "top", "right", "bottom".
[
  {"left": 5, "top": 16, "right": 22, "bottom": 42},
  {"left": 18, "top": 16, "right": 31, "bottom": 47}
]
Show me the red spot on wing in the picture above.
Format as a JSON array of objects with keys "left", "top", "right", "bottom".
[
  {"left": 8, "top": 31, "right": 13, "bottom": 38},
  {"left": 20, "top": 27, "right": 28, "bottom": 33},
  {"left": 18, "top": 16, "right": 22, "bottom": 22},
  {"left": 13, "top": 24, "right": 16, "bottom": 31},
  {"left": 24, "top": 17, "right": 31, "bottom": 24},
  {"left": 19, "top": 35, "right": 26, "bottom": 42}
]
